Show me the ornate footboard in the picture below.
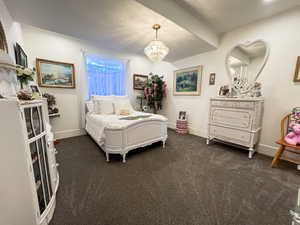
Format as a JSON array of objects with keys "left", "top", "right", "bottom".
[{"left": 104, "top": 120, "right": 168, "bottom": 162}]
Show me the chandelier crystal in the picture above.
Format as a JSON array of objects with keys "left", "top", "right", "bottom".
[{"left": 144, "top": 24, "right": 169, "bottom": 62}]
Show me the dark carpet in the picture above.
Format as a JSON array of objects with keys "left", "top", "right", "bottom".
[{"left": 50, "top": 129, "right": 300, "bottom": 225}]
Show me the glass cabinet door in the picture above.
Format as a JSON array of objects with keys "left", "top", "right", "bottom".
[
  {"left": 24, "top": 106, "right": 45, "bottom": 139},
  {"left": 30, "top": 141, "right": 47, "bottom": 214},
  {"left": 27, "top": 104, "right": 52, "bottom": 216},
  {"left": 24, "top": 108, "right": 34, "bottom": 139}
]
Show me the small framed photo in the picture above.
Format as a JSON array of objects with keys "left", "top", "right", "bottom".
[
  {"left": 209, "top": 73, "right": 216, "bottom": 85},
  {"left": 178, "top": 111, "right": 187, "bottom": 120},
  {"left": 293, "top": 56, "right": 300, "bottom": 82},
  {"left": 133, "top": 74, "right": 148, "bottom": 90},
  {"left": 29, "top": 84, "right": 41, "bottom": 98}
]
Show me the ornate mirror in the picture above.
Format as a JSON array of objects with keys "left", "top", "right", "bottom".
[
  {"left": 0, "top": 21, "right": 8, "bottom": 53},
  {"left": 226, "top": 40, "right": 269, "bottom": 95}
]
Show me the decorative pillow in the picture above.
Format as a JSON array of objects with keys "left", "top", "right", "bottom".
[
  {"left": 94, "top": 99, "right": 114, "bottom": 115},
  {"left": 114, "top": 98, "right": 134, "bottom": 115},
  {"left": 86, "top": 101, "right": 94, "bottom": 113}
]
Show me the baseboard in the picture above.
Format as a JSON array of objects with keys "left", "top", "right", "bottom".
[
  {"left": 54, "top": 128, "right": 86, "bottom": 140},
  {"left": 167, "top": 122, "right": 277, "bottom": 157}
]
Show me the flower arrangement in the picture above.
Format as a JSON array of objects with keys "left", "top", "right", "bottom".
[
  {"left": 15, "top": 65, "right": 35, "bottom": 89},
  {"left": 144, "top": 73, "right": 167, "bottom": 114}
]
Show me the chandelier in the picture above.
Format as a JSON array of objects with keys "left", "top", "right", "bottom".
[{"left": 144, "top": 24, "right": 169, "bottom": 62}]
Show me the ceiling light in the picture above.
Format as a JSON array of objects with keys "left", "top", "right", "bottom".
[
  {"left": 144, "top": 24, "right": 169, "bottom": 62},
  {"left": 263, "top": 0, "right": 274, "bottom": 4}
]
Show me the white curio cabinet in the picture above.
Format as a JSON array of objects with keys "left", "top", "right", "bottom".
[{"left": 0, "top": 99, "right": 59, "bottom": 225}]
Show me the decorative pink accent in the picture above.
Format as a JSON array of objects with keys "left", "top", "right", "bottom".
[{"left": 285, "top": 123, "right": 300, "bottom": 145}]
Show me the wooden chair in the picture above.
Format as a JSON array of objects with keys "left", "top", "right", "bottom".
[{"left": 271, "top": 114, "right": 300, "bottom": 167}]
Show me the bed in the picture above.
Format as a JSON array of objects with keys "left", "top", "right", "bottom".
[{"left": 85, "top": 96, "right": 168, "bottom": 163}]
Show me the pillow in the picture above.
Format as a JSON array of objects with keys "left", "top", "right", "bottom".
[
  {"left": 92, "top": 95, "right": 114, "bottom": 101},
  {"left": 94, "top": 99, "right": 114, "bottom": 115},
  {"left": 86, "top": 101, "right": 94, "bottom": 113},
  {"left": 114, "top": 98, "right": 134, "bottom": 115}
]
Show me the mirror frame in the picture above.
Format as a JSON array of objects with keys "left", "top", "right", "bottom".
[{"left": 225, "top": 39, "right": 270, "bottom": 94}]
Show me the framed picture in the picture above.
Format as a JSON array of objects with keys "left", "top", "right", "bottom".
[
  {"left": 209, "top": 73, "right": 216, "bottom": 85},
  {"left": 0, "top": 21, "right": 8, "bottom": 53},
  {"left": 29, "top": 84, "right": 41, "bottom": 98},
  {"left": 178, "top": 111, "right": 187, "bottom": 120},
  {"left": 133, "top": 74, "right": 148, "bottom": 90},
  {"left": 293, "top": 56, "right": 300, "bottom": 82},
  {"left": 173, "top": 66, "right": 202, "bottom": 96},
  {"left": 14, "top": 43, "right": 28, "bottom": 67},
  {"left": 36, "top": 58, "right": 76, "bottom": 88}
]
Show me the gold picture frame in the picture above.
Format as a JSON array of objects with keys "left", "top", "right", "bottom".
[
  {"left": 36, "top": 58, "right": 76, "bottom": 88},
  {"left": 293, "top": 56, "right": 300, "bottom": 82},
  {"left": 173, "top": 66, "right": 202, "bottom": 96}
]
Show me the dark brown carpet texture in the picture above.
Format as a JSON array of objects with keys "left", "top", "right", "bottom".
[{"left": 50, "top": 129, "right": 300, "bottom": 225}]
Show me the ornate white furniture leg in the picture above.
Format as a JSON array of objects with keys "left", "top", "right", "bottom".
[
  {"left": 206, "top": 138, "right": 210, "bottom": 145},
  {"left": 122, "top": 154, "right": 126, "bottom": 163},
  {"left": 162, "top": 140, "right": 166, "bottom": 149},
  {"left": 106, "top": 153, "right": 110, "bottom": 162},
  {"left": 248, "top": 147, "right": 256, "bottom": 159}
]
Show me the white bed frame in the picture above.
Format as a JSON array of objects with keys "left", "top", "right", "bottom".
[{"left": 87, "top": 119, "right": 168, "bottom": 163}]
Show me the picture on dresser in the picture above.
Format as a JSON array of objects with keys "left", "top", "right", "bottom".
[
  {"left": 29, "top": 84, "right": 41, "bottom": 98},
  {"left": 293, "top": 56, "right": 300, "bottom": 82},
  {"left": 178, "top": 111, "right": 187, "bottom": 120},
  {"left": 36, "top": 58, "right": 75, "bottom": 88},
  {"left": 209, "top": 73, "right": 216, "bottom": 85},
  {"left": 173, "top": 66, "right": 202, "bottom": 96}
]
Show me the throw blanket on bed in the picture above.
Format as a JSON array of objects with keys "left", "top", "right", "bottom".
[
  {"left": 86, "top": 111, "right": 167, "bottom": 145},
  {"left": 119, "top": 115, "right": 152, "bottom": 120}
]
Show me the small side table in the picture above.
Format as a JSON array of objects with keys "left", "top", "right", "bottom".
[{"left": 176, "top": 119, "right": 188, "bottom": 134}]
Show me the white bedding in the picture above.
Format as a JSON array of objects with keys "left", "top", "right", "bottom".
[{"left": 86, "top": 111, "right": 167, "bottom": 145}]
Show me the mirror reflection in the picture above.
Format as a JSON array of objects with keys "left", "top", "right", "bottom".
[{"left": 226, "top": 40, "right": 268, "bottom": 94}]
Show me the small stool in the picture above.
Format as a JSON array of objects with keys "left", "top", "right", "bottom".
[{"left": 176, "top": 119, "right": 188, "bottom": 134}]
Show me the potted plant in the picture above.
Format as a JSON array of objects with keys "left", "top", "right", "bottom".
[
  {"left": 15, "top": 65, "right": 35, "bottom": 89},
  {"left": 144, "top": 73, "right": 167, "bottom": 114}
]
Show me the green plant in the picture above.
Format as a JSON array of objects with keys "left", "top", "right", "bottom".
[{"left": 144, "top": 73, "right": 167, "bottom": 114}]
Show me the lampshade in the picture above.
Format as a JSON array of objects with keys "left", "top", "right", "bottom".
[{"left": 144, "top": 24, "right": 169, "bottom": 62}]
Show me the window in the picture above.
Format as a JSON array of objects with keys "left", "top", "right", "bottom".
[{"left": 86, "top": 56, "right": 125, "bottom": 96}]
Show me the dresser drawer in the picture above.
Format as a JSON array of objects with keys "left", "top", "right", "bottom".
[
  {"left": 210, "top": 108, "right": 252, "bottom": 129},
  {"left": 211, "top": 100, "right": 254, "bottom": 109},
  {"left": 209, "top": 125, "right": 252, "bottom": 146}
]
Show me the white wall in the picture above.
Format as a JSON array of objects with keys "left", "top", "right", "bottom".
[
  {"left": 160, "top": 7, "right": 300, "bottom": 156},
  {"left": 22, "top": 24, "right": 164, "bottom": 139},
  {"left": 0, "top": 0, "right": 23, "bottom": 60}
]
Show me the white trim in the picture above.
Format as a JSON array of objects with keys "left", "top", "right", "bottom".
[{"left": 54, "top": 129, "right": 86, "bottom": 140}]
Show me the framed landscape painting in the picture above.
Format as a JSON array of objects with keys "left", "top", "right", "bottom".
[
  {"left": 294, "top": 56, "right": 300, "bottom": 82},
  {"left": 36, "top": 58, "right": 75, "bottom": 88},
  {"left": 133, "top": 74, "right": 148, "bottom": 90},
  {"left": 173, "top": 66, "right": 202, "bottom": 96}
]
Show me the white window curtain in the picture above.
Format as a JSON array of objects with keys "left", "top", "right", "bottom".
[{"left": 85, "top": 55, "right": 126, "bottom": 96}]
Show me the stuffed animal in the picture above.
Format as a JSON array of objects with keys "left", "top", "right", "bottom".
[{"left": 285, "top": 123, "right": 300, "bottom": 145}]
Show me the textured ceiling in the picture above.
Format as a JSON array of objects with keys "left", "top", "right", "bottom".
[
  {"left": 3, "top": 0, "right": 300, "bottom": 61},
  {"left": 173, "top": 0, "right": 300, "bottom": 33},
  {"left": 3, "top": 0, "right": 213, "bottom": 62}
]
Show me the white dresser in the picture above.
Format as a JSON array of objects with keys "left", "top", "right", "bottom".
[
  {"left": 207, "top": 97, "right": 264, "bottom": 158},
  {"left": 0, "top": 99, "right": 59, "bottom": 225}
]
